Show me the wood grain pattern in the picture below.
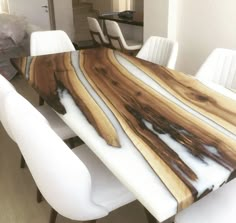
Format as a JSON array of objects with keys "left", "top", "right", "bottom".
[
  {"left": 11, "top": 47, "right": 236, "bottom": 213},
  {"left": 79, "top": 48, "right": 236, "bottom": 210},
  {"left": 13, "top": 52, "right": 120, "bottom": 147},
  {"left": 121, "top": 53, "right": 236, "bottom": 134}
]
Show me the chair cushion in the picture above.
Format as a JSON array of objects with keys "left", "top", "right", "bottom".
[
  {"left": 126, "top": 40, "right": 142, "bottom": 50},
  {"left": 73, "top": 144, "right": 135, "bottom": 212}
]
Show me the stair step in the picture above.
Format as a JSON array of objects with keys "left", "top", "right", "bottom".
[
  {"left": 73, "top": 1, "right": 99, "bottom": 42},
  {"left": 73, "top": 3, "right": 94, "bottom": 13}
]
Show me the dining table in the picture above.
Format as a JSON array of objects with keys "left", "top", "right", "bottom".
[{"left": 11, "top": 47, "right": 236, "bottom": 222}]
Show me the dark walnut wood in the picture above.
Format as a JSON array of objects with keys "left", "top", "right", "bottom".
[
  {"left": 11, "top": 47, "right": 236, "bottom": 212},
  {"left": 12, "top": 52, "right": 120, "bottom": 148}
]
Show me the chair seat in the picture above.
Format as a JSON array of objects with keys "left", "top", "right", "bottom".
[
  {"left": 73, "top": 144, "right": 135, "bottom": 212},
  {"left": 125, "top": 40, "right": 142, "bottom": 50},
  {"left": 37, "top": 104, "right": 76, "bottom": 140},
  {"left": 175, "top": 179, "right": 236, "bottom": 223}
]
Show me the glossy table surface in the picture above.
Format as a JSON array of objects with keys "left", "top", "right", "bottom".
[{"left": 12, "top": 48, "right": 236, "bottom": 222}]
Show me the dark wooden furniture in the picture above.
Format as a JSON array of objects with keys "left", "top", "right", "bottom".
[{"left": 98, "top": 12, "right": 143, "bottom": 27}]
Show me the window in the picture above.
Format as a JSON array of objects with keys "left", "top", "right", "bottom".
[
  {"left": 112, "top": 0, "right": 134, "bottom": 12},
  {"left": 0, "top": 0, "right": 9, "bottom": 13}
]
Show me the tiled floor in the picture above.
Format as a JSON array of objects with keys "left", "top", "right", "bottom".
[{"left": 0, "top": 75, "right": 149, "bottom": 223}]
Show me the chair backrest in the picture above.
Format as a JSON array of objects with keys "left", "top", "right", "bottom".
[
  {"left": 2, "top": 91, "right": 108, "bottom": 221},
  {"left": 0, "top": 74, "right": 15, "bottom": 101},
  {"left": 136, "top": 36, "right": 179, "bottom": 69},
  {"left": 87, "top": 17, "right": 108, "bottom": 45},
  {"left": 0, "top": 76, "right": 48, "bottom": 142},
  {"left": 0, "top": 74, "right": 16, "bottom": 140},
  {"left": 196, "top": 48, "right": 236, "bottom": 89},
  {"left": 105, "top": 20, "right": 128, "bottom": 50},
  {"left": 30, "top": 30, "right": 75, "bottom": 56}
]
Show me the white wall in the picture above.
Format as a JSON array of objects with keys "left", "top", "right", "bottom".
[
  {"left": 54, "top": 0, "right": 74, "bottom": 40},
  {"left": 175, "top": 0, "right": 236, "bottom": 75},
  {"left": 93, "top": 0, "right": 112, "bottom": 14},
  {"left": 134, "top": 0, "right": 143, "bottom": 13},
  {"left": 82, "top": 0, "right": 112, "bottom": 14},
  {"left": 144, "top": 0, "right": 169, "bottom": 41}
]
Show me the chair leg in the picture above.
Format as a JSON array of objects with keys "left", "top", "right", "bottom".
[
  {"left": 49, "top": 208, "right": 58, "bottom": 223},
  {"left": 20, "top": 155, "right": 26, "bottom": 168},
  {"left": 49, "top": 208, "right": 96, "bottom": 223},
  {"left": 37, "top": 188, "right": 43, "bottom": 203},
  {"left": 67, "top": 137, "right": 75, "bottom": 148},
  {"left": 39, "top": 96, "right": 44, "bottom": 106},
  {"left": 144, "top": 207, "right": 157, "bottom": 223}
]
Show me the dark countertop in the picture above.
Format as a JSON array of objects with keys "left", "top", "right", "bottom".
[{"left": 98, "top": 13, "right": 143, "bottom": 26}]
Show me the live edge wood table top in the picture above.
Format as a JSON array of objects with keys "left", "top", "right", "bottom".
[{"left": 12, "top": 48, "right": 236, "bottom": 222}]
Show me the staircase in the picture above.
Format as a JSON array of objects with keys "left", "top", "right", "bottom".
[{"left": 73, "top": 0, "right": 99, "bottom": 45}]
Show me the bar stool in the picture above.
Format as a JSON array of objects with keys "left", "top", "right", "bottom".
[
  {"left": 105, "top": 20, "right": 142, "bottom": 55},
  {"left": 87, "top": 17, "right": 109, "bottom": 47}
]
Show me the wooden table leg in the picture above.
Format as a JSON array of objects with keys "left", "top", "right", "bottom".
[
  {"left": 37, "top": 188, "right": 43, "bottom": 203},
  {"left": 49, "top": 208, "right": 58, "bottom": 223}
]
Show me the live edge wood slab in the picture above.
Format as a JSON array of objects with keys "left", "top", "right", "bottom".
[{"left": 11, "top": 47, "right": 236, "bottom": 221}]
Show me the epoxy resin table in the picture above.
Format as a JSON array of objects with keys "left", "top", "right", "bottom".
[{"left": 12, "top": 48, "right": 236, "bottom": 222}]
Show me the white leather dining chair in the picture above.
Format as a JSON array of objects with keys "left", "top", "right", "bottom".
[
  {"left": 30, "top": 30, "right": 75, "bottom": 56},
  {"left": 0, "top": 75, "right": 76, "bottom": 175},
  {"left": 175, "top": 179, "right": 236, "bottom": 223},
  {"left": 136, "top": 36, "right": 179, "bottom": 69},
  {"left": 105, "top": 20, "right": 142, "bottom": 54},
  {"left": 87, "top": 17, "right": 109, "bottom": 46},
  {"left": 196, "top": 48, "right": 236, "bottom": 89},
  {"left": 1, "top": 88, "right": 136, "bottom": 223}
]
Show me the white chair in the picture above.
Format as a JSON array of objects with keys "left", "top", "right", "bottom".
[
  {"left": 1, "top": 89, "right": 136, "bottom": 223},
  {"left": 136, "top": 36, "right": 179, "bottom": 69},
  {"left": 30, "top": 30, "right": 75, "bottom": 56},
  {"left": 175, "top": 179, "right": 236, "bottom": 223},
  {"left": 105, "top": 20, "right": 142, "bottom": 54},
  {"left": 87, "top": 17, "right": 109, "bottom": 46},
  {"left": 0, "top": 75, "right": 76, "bottom": 171},
  {"left": 196, "top": 48, "right": 236, "bottom": 89}
]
